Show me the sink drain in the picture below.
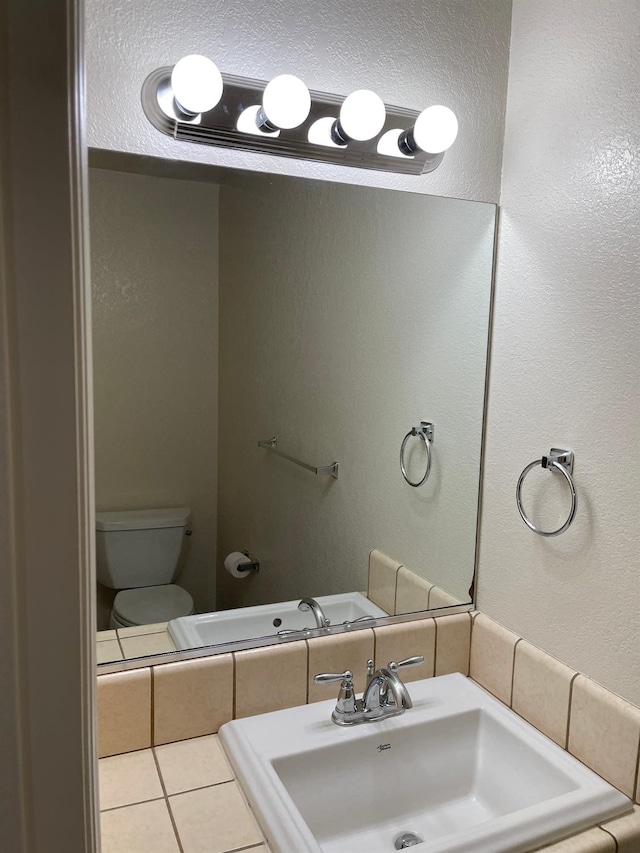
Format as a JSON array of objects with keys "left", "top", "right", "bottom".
[{"left": 394, "top": 831, "right": 424, "bottom": 849}]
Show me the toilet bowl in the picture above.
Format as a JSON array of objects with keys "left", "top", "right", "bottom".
[{"left": 96, "top": 507, "right": 195, "bottom": 629}]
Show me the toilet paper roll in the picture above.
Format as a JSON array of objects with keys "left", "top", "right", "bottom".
[{"left": 224, "top": 551, "right": 252, "bottom": 579}]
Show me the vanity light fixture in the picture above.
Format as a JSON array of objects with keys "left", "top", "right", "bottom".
[
  {"left": 170, "top": 54, "right": 223, "bottom": 118},
  {"left": 256, "top": 74, "right": 311, "bottom": 132},
  {"left": 142, "top": 56, "right": 458, "bottom": 176},
  {"left": 330, "top": 89, "right": 386, "bottom": 144}
]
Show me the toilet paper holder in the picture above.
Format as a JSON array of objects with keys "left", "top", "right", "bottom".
[{"left": 238, "top": 551, "right": 260, "bottom": 574}]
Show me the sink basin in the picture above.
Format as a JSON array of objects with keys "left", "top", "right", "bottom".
[
  {"left": 168, "top": 592, "right": 387, "bottom": 651},
  {"left": 219, "top": 673, "right": 630, "bottom": 853}
]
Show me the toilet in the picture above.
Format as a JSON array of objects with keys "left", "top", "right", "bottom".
[{"left": 95, "top": 507, "right": 195, "bottom": 629}]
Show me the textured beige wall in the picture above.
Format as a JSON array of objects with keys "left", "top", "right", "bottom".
[
  {"left": 89, "top": 168, "right": 219, "bottom": 615},
  {"left": 217, "top": 173, "right": 495, "bottom": 611},
  {"left": 478, "top": 0, "right": 640, "bottom": 703}
]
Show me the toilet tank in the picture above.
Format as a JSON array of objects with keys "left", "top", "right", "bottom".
[{"left": 95, "top": 508, "right": 190, "bottom": 589}]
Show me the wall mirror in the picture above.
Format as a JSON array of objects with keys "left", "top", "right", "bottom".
[{"left": 90, "top": 150, "right": 495, "bottom": 668}]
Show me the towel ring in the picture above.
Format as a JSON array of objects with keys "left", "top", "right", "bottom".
[
  {"left": 400, "top": 422, "right": 434, "bottom": 487},
  {"left": 516, "top": 448, "right": 577, "bottom": 537}
]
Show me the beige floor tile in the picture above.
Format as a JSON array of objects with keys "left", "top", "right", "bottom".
[
  {"left": 568, "top": 675, "right": 640, "bottom": 798},
  {"left": 101, "top": 799, "right": 180, "bottom": 853},
  {"left": 97, "top": 629, "right": 118, "bottom": 641},
  {"left": 117, "top": 622, "right": 170, "bottom": 638},
  {"left": 373, "top": 620, "right": 435, "bottom": 681},
  {"left": 367, "top": 549, "right": 400, "bottom": 615},
  {"left": 435, "top": 613, "right": 471, "bottom": 677},
  {"left": 235, "top": 641, "right": 307, "bottom": 718},
  {"left": 512, "top": 641, "right": 576, "bottom": 747},
  {"left": 469, "top": 613, "right": 520, "bottom": 705},
  {"left": 155, "top": 735, "right": 234, "bottom": 795},
  {"left": 97, "top": 668, "right": 152, "bottom": 758},
  {"left": 536, "top": 827, "right": 616, "bottom": 851},
  {"left": 601, "top": 805, "right": 640, "bottom": 852},
  {"left": 154, "top": 655, "right": 233, "bottom": 745},
  {"left": 97, "top": 639, "right": 124, "bottom": 664},
  {"left": 99, "top": 749, "right": 163, "bottom": 811},
  {"left": 307, "top": 629, "right": 375, "bottom": 703},
  {"left": 120, "top": 631, "right": 176, "bottom": 659},
  {"left": 170, "top": 782, "right": 262, "bottom": 853},
  {"left": 394, "top": 567, "right": 433, "bottom": 615}
]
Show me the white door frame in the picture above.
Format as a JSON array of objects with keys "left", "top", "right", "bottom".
[{"left": 0, "top": 0, "right": 98, "bottom": 849}]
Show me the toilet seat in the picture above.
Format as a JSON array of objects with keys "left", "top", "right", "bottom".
[{"left": 112, "top": 584, "right": 194, "bottom": 628}]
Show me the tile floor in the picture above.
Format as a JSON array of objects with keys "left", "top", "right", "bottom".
[
  {"left": 99, "top": 733, "right": 270, "bottom": 853},
  {"left": 97, "top": 622, "right": 176, "bottom": 664}
]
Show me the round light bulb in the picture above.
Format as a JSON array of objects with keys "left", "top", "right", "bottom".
[
  {"left": 339, "top": 90, "right": 386, "bottom": 141},
  {"left": 413, "top": 105, "right": 458, "bottom": 154},
  {"left": 171, "top": 54, "right": 223, "bottom": 115},
  {"left": 261, "top": 74, "right": 311, "bottom": 129}
]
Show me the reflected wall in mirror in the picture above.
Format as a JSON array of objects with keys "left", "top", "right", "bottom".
[{"left": 90, "top": 153, "right": 495, "bottom": 666}]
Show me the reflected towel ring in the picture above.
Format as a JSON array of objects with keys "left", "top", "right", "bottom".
[
  {"left": 516, "top": 448, "right": 577, "bottom": 537},
  {"left": 400, "top": 421, "right": 434, "bottom": 487}
]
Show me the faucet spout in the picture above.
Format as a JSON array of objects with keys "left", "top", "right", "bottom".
[{"left": 298, "top": 598, "right": 330, "bottom": 629}]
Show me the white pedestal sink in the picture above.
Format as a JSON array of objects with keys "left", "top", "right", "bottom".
[{"left": 219, "top": 674, "right": 630, "bottom": 853}]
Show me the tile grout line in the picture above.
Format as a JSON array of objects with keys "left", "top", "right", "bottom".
[
  {"left": 392, "top": 565, "right": 401, "bottom": 616},
  {"left": 465, "top": 612, "right": 472, "bottom": 676},
  {"left": 633, "top": 727, "right": 640, "bottom": 804},
  {"left": 598, "top": 824, "right": 619, "bottom": 851},
  {"left": 433, "top": 617, "right": 439, "bottom": 677},
  {"left": 152, "top": 745, "right": 185, "bottom": 853},
  {"left": 304, "top": 639, "right": 310, "bottom": 704},
  {"left": 100, "top": 795, "right": 166, "bottom": 814},
  {"left": 564, "top": 671, "right": 581, "bottom": 752},
  {"left": 150, "top": 666, "right": 155, "bottom": 747},
  {"left": 232, "top": 652, "right": 237, "bottom": 719},
  {"left": 509, "top": 637, "right": 523, "bottom": 708}
]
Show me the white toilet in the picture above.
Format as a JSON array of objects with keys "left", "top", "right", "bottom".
[{"left": 96, "top": 507, "right": 195, "bottom": 629}]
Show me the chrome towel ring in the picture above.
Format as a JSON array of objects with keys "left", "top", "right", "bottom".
[
  {"left": 400, "top": 422, "right": 434, "bottom": 487},
  {"left": 516, "top": 448, "right": 577, "bottom": 537}
]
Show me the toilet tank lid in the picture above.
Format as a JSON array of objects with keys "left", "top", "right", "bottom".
[{"left": 96, "top": 507, "right": 191, "bottom": 532}]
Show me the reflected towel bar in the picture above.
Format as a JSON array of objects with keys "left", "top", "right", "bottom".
[{"left": 258, "top": 437, "right": 339, "bottom": 479}]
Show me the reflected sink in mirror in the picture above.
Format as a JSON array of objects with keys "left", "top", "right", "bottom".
[
  {"left": 219, "top": 674, "right": 630, "bottom": 853},
  {"left": 168, "top": 592, "right": 387, "bottom": 650}
]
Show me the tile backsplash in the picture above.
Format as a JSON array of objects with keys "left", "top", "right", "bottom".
[{"left": 367, "top": 548, "right": 464, "bottom": 614}]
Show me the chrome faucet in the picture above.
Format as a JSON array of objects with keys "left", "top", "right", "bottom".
[
  {"left": 298, "top": 598, "right": 331, "bottom": 629},
  {"left": 314, "top": 655, "right": 424, "bottom": 726}
]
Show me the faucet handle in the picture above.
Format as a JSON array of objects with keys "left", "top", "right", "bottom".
[
  {"left": 388, "top": 655, "right": 424, "bottom": 672},
  {"left": 314, "top": 670, "right": 353, "bottom": 685}
]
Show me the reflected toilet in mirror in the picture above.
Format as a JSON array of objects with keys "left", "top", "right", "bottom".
[{"left": 91, "top": 152, "right": 496, "bottom": 665}]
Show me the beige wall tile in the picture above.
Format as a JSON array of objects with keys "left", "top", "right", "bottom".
[
  {"left": 601, "top": 805, "right": 640, "bottom": 852},
  {"left": 235, "top": 641, "right": 307, "bottom": 719},
  {"left": 154, "top": 655, "right": 233, "bottom": 746},
  {"left": 512, "top": 641, "right": 576, "bottom": 747},
  {"left": 99, "top": 749, "right": 163, "bottom": 811},
  {"left": 97, "top": 639, "right": 123, "bottom": 664},
  {"left": 169, "top": 781, "right": 262, "bottom": 853},
  {"left": 120, "top": 632, "right": 176, "bottom": 659},
  {"left": 97, "top": 669, "right": 152, "bottom": 758},
  {"left": 469, "top": 614, "right": 519, "bottom": 705},
  {"left": 568, "top": 675, "right": 640, "bottom": 798},
  {"left": 367, "top": 549, "right": 400, "bottom": 614},
  {"left": 536, "top": 827, "right": 616, "bottom": 851},
  {"left": 395, "top": 566, "right": 433, "bottom": 615},
  {"left": 428, "top": 586, "right": 462, "bottom": 609},
  {"left": 435, "top": 614, "right": 471, "bottom": 677},
  {"left": 373, "top": 620, "right": 435, "bottom": 682},
  {"left": 308, "top": 630, "right": 375, "bottom": 703},
  {"left": 155, "top": 735, "right": 233, "bottom": 795},
  {"left": 101, "top": 799, "right": 180, "bottom": 853}
]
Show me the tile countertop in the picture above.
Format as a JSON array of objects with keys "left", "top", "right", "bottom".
[
  {"left": 99, "top": 732, "right": 640, "bottom": 853},
  {"left": 97, "top": 622, "right": 176, "bottom": 665},
  {"left": 99, "top": 733, "right": 271, "bottom": 853}
]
